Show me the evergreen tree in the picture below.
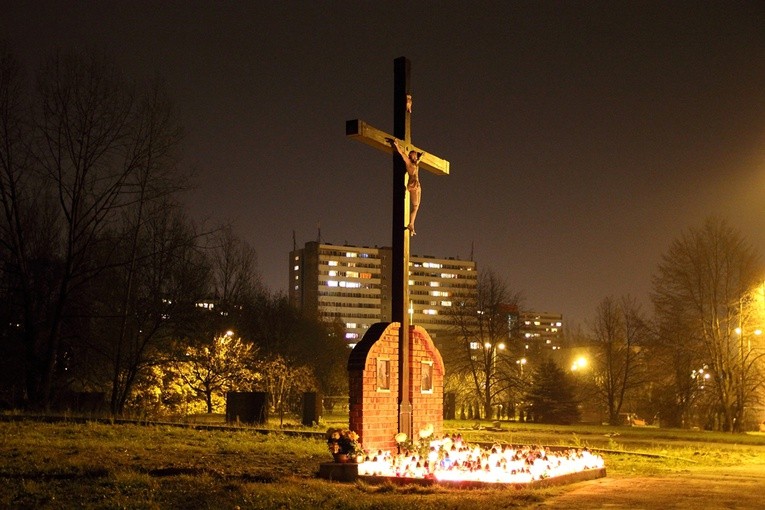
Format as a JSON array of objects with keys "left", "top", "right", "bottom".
[{"left": 524, "top": 360, "right": 580, "bottom": 425}]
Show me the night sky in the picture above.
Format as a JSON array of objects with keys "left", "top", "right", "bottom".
[{"left": 4, "top": 1, "right": 764, "bottom": 327}]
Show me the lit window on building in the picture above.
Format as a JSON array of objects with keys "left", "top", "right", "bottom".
[
  {"left": 345, "top": 252, "right": 357, "bottom": 258},
  {"left": 328, "top": 260, "right": 338, "bottom": 266},
  {"left": 346, "top": 323, "right": 357, "bottom": 329},
  {"left": 327, "top": 280, "right": 338, "bottom": 287}
]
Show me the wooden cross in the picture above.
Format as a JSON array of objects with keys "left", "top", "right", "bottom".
[{"left": 346, "top": 57, "right": 450, "bottom": 440}]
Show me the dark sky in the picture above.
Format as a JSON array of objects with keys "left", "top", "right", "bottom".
[{"left": 4, "top": 1, "right": 764, "bottom": 327}]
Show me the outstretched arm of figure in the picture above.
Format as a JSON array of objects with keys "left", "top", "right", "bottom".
[{"left": 387, "top": 137, "right": 408, "bottom": 160}]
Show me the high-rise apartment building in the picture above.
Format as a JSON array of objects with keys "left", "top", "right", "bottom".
[
  {"left": 517, "top": 311, "right": 564, "bottom": 352},
  {"left": 289, "top": 242, "right": 477, "bottom": 346}
]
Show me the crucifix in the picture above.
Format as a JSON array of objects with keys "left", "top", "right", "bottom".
[{"left": 346, "top": 57, "right": 450, "bottom": 440}]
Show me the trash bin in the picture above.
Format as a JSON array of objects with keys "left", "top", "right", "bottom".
[
  {"left": 226, "top": 391, "right": 268, "bottom": 424},
  {"left": 302, "top": 392, "right": 322, "bottom": 426}
]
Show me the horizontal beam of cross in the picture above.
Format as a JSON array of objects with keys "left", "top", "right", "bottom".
[{"left": 345, "top": 119, "right": 450, "bottom": 176}]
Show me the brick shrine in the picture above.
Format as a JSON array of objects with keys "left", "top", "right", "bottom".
[{"left": 347, "top": 322, "right": 444, "bottom": 453}]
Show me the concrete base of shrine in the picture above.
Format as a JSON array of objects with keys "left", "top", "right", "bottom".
[
  {"left": 318, "top": 461, "right": 359, "bottom": 482},
  {"left": 318, "top": 463, "right": 606, "bottom": 488}
]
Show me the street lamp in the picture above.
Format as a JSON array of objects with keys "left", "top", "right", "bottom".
[
  {"left": 485, "top": 342, "right": 505, "bottom": 369},
  {"left": 571, "top": 356, "right": 588, "bottom": 372},
  {"left": 516, "top": 357, "right": 527, "bottom": 376},
  {"left": 483, "top": 342, "right": 506, "bottom": 420}
]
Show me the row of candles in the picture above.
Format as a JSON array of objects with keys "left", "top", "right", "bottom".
[{"left": 356, "top": 434, "right": 604, "bottom": 484}]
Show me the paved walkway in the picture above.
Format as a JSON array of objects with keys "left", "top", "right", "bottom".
[{"left": 541, "top": 465, "right": 765, "bottom": 509}]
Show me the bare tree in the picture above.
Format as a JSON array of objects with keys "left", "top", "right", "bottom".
[
  {"left": 733, "top": 281, "right": 765, "bottom": 429},
  {"left": 0, "top": 48, "right": 192, "bottom": 409},
  {"left": 446, "top": 269, "right": 523, "bottom": 420},
  {"left": 590, "top": 295, "right": 649, "bottom": 425},
  {"left": 32, "top": 52, "right": 146, "bottom": 405},
  {"left": 90, "top": 77, "right": 190, "bottom": 414},
  {"left": 101, "top": 204, "right": 208, "bottom": 414},
  {"left": 652, "top": 217, "right": 763, "bottom": 431},
  {"left": 0, "top": 48, "right": 32, "bottom": 399},
  {"left": 203, "top": 224, "right": 261, "bottom": 337},
  {"left": 209, "top": 225, "right": 260, "bottom": 307},
  {"left": 0, "top": 49, "right": 76, "bottom": 406}
]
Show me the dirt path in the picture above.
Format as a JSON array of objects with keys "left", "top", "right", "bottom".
[{"left": 540, "top": 465, "right": 765, "bottom": 509}]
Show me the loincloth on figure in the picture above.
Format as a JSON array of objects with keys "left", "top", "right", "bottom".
[{"left": 407, "top": 182, "right": 421, "bottom": 206}]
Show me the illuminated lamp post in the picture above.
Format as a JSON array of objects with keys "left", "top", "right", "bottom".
[
  {"left": 516, "top": 357, "right": 527, "bottom": 376},
  {"left": 735, "top": 281, "right": 764, "bottom": 429},
  {"left": 484, "top": 342, "right": 505, "bottom": 419}
]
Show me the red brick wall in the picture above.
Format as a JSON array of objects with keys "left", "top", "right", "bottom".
[
  {"left": 410, "top": 325, "right": 444, "bottom": 441},
  {"left": 348, "top": 322, "right": 444, "bottom": 454},
  {"left": 348, "top": 323, "right": 399, "bottom": 452}
]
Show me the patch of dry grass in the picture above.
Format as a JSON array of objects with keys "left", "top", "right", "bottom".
[{"left": 2, "top": 419, "right": 765, "bottom": 509}]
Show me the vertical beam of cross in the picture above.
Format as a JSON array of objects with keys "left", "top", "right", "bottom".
[
  {"left": 392, "top": 57, "right": 412, "bottom": 439},
  {"left": 346, "top": 57, "right": 450, "bottom": 442}
]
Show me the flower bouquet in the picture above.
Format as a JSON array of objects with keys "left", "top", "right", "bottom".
[{"left": 326, "top": 428, "right": 363, "bottom": 463}]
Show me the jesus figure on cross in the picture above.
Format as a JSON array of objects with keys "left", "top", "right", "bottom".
[{"left": 389, "top": 137, "right": 423, "bottom": 235}]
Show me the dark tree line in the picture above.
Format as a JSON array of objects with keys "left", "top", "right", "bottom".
[
  {"left": 570, "top": 218, "right": 763, "bottom": 431},
  {"left": 650, "top": 217, "right": 763, "bottom": 431},
  {"left": 0, "top": 47, "right": 348, "bottom": 415},
  {"left": 442, "top": 218, "right": 763, "bottom": 431}
]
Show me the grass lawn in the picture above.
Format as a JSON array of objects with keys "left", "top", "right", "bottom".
[{"left": 2, "top": 417, "right": 765, "bottom": 509}]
